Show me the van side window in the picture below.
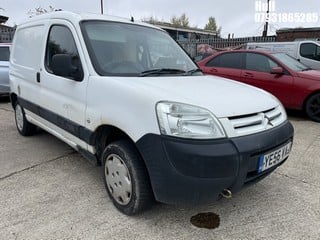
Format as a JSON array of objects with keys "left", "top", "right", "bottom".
[
  {"left": 45, "top": 25, "right": 83, "bottom": 79},
  {"left": 300, "top": 43, "right": 320, "bottom": 61}
]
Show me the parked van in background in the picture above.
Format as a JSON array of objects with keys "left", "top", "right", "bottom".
[
  {"left": 0, "top": 43, "right": 11, "bottom": 96},
  {"left": 246, "top": 41, "right": 320, "bottom": 70},
  {"left": 10, "top": 11, "right": 294, "bottom": 215}
]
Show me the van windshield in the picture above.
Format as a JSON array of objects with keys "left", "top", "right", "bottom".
[
  {"left": 272, "top": 53, "right": 311, "bottom": 71},
  {"left": 81, "top": 21, "right": 198, "bottom": 77}
]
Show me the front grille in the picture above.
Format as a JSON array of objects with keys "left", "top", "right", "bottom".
[{"left": 220, "top": 106, "right": 286, "bottom": 137}]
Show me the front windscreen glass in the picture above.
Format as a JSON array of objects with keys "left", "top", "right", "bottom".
[
  {"left": 81, "top": 21, "right": 198, "bottom": 76},
  {"left": 272, "top": 53, "right": 310, "bottom": 71}
]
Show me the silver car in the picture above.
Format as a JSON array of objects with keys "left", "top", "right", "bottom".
[{"left": 0, "top": 43, "right": 11, "bottom": 96}]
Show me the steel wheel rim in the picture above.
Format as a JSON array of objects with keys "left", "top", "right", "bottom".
[
  {"left": 15, "top": 104, "right": 24, "bottom": 131},
  {"left": 105, "top": 154, "right": 132, "bottom": 205}
]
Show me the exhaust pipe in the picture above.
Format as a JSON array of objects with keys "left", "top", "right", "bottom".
[{"left": 221, "top": 189, "right": 232, "bottom": 199}]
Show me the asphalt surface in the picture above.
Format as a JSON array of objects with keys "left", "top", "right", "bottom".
[{"left": 1, "top": 97, "right": 320, "bottom": 240}]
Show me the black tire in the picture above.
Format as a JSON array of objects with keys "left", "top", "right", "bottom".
[
  {"left": 14, "top": 102, "right": 37, "bottom": 136},
  {"left": 101, "top": 140, "right": 154, "bottom": 215},
  {"left": 305, "top": 93, "right": 320, "bottom": 122}
]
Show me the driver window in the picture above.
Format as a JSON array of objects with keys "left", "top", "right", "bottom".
[{"left": 45, "top": 25, "right": 83, "bottom": 78}]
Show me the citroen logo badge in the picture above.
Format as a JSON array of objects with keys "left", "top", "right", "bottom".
[{"left": 264, "top": 115, "right": 274, "bottom": 127}]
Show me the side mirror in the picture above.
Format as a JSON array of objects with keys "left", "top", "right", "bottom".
[
  {"left": 51, "top": 54, "right": 83, "bottom": 81},
  {"left": 271, "top": 67, "right": 284, "bottom": 75}
]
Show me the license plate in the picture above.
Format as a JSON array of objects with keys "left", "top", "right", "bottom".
[{"left": 258, "top": 142, "right": 292, "bottom": 173}]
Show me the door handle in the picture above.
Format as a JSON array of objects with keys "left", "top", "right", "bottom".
[
  {"left": 36, "top": 72, "right": 41, "bottom": 83},
  {"left": 209, "top": 68, "right": 218, "bottom": 73},
  {"left": 243, "top": 72, "right": 254, "bottom": 78}
]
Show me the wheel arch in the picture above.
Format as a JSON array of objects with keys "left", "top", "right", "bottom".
[
  {"left": 10, "top": 93, "right": 18, "bottom": 108},
  {"left": 93, "top": 124, "right": 155, "bottom": 198},
  {"left": 93, "top": 125, "right": 145, "bottom": 167}
]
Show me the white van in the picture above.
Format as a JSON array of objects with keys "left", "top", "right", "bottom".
[
  {"left": 10, "top": 11, "right": 294, "bottom": 215},
  {"left": 246, "top": 41, "right": 320, "bottom": 70}
]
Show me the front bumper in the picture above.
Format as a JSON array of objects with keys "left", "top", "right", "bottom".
[{"left": 136, "top": 120, "right": 294, "bottom": 205}]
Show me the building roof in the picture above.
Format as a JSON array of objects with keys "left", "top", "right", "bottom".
[
  {"left": 0, "top": 15, "right": 9, "bottom": 24},
  {"left": 277, "top": 27, "right": 320, "bottom": 33},
  {"left": 151, "top": 22, "right": 217, "bottom": 36},
  {"left": 0, "top": 25, "right": 13, "bottom": 30}
]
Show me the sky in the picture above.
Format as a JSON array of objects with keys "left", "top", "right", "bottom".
[{"left": 1, "top": 0, "right": 319, "bottom": 38}]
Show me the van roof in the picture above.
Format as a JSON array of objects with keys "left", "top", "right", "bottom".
[{"left": 17, "top": 10, "right": 161, "bottom": 31}]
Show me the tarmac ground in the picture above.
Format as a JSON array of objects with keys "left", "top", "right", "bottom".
[{"left": 1, "top": 97, "right": 319, "bottom": 240}]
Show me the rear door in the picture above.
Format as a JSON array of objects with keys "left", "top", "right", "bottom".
[
  {"left": 202, "top": 52, "right": 244, "bottom": 81},
  {"left": 241, "top": 52, "right": 294, "bottom": 107},
  {"left": 10, "top": 23, "right": 47, "bottom": 107}
]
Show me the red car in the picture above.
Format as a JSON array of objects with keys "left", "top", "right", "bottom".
[{"left": 198, "top": 50, "right": 320, "bottom": 122}]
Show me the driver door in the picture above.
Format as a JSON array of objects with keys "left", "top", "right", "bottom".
[{"left": 40, "top": 20, "right": 89, "bottom": 149}]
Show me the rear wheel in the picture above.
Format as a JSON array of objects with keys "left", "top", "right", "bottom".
[
  {"left": 305, "top": 93, "right": 320, "bottom": 122},
  {"left": 14, "top": 102, "right": 37, "bottom": 136},
  {"left": 101, "top": 140, "right": 153, "bottom": 215}
]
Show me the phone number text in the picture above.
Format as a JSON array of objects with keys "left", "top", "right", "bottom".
[{"left": 255, "top": 12, "right": 319, "bottom": 23}]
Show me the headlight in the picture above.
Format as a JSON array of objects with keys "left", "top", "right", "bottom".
[{"left": 156, "top": 102, "right": 226, "bottom": 139}]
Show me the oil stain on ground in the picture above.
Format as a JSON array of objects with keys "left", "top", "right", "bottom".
[{"left": 190, "top": 212, "right": 220, "bottom": 229}]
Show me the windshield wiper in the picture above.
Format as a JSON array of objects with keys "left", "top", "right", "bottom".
[
  {"left": 184, "top": 68, "right": 203, "bottom": 75},
  {"left": 139, "top": 68, "right": 186, "bottom": 77}
]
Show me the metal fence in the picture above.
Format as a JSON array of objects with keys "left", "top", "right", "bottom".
[
  {"left": 178, "top": 36, "right": 276, "bottom": 57},
  {"left": 0, "top": 26, "right": 15, "bottom": 43}
]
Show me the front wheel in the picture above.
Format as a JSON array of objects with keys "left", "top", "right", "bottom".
[
  {"left": 305, "top": 93, "right": 320, "bottom": 122},
  {"left": 14, "top": 102, "right": 37, "bottom": 136},
  {"left": 101, "top": 140, "right": 153, "bottom": 215}
]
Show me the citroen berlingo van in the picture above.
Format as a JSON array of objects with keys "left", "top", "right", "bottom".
[{"left": 10, "top": 11, "right": 294, "bottom": 215}]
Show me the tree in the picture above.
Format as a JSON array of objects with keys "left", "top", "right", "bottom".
[
  {"left": 170, "top": 13, "right": 189, "bottom": 28},
  {"left": 27, "top": 6, "right": 61, "bottom": 18},
  {"left": 204, "top": 17, "right": 221, "bottom": 36},
  {"left": 143, "top": 16, "right": 160, "bottom": 24}
]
